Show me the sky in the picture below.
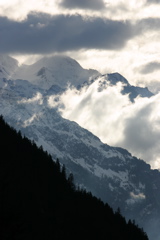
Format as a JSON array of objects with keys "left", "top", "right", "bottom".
[
  {"left": 1, "top": 0, "right": 160, "bottom": 169},
  {"left": 1, "top": 0, "right": 160, "bottom": 91}
]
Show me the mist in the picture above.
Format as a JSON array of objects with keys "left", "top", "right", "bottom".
[{"left": 48, "top": 77, "right": 160, "bottom": 169}]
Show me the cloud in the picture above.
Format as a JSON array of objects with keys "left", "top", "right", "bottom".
[
  {"left": 0, "top": 12, "right": 137, "bottom": 55},
  {"left": 51, "top": 77, "right": 160, "bottom": 169},
  {"left": 146, "top": 0, "right": 160, "bottom": 4},
  {"left": 130, "top": 192, "right": 146, "bottom": 200},
  {"left": 126, "top": 192, "right": 146, "bottom": 205},
  {"left": 139, "top": 61, "right": 160, "bottom": 74},
  {"left": 118, "top": 95, "right": 160, "bottom": 169},
  {"left": 18, "top": 92, "right": 43, "bottom": 104},
  {"left": 135, "top": 17, "right": 160, "bottom": 35},
  {"left": 17, "top": 92, "right": 44, "bottom": 127},
  {"left": 59, "top": 0, "right": 106, "bottom": 10},
  {"left": 0, "top": 0, "right": 59, "bottom": 21}
]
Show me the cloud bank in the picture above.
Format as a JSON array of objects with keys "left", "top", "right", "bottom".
[
  {"left": 1, "top": 12, "right": 160, "bottom": 56},
  {"left": 146, "top": 0, "right": 160, "bottom": 4},
  {"left": 139, "top": 61, "right": 160, "bottom": 74},
  {"left": 0, "top": 13, "right": 136, "bottom": 55},
  {"left": 51, "top": 78, "right": 160, "bottom": 169},
  {"left": 59, "top": 0, "right": 106, "bottom": 10}
]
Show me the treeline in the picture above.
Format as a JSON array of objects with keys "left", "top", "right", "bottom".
[{"left": 0, "top": 116, "right": 148, "bottom": 240}]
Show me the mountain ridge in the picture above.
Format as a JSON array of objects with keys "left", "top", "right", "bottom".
[
  {"left": 0, "top": 55, "right": 153, "bottom": 100},
  {"left": 0, "top": 115, "right": 149, "bottom": 240},
  {"left": 11, "top": 55, "right": 100, "bottom": 89},
  {"left": 0, "top": 54, "right": 159, "bottom": 240}
]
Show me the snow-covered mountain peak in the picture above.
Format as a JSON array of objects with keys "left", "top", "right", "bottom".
[
  {"left": 35, "top": 55, "right": 83, "bottom": 69},
  {"left": 0, "top": 55, "right": 159, "bottom": 240},
  {"left": 12, "top": 55, "right": 100, "bottom": 90},
  {"left": 106, "top": 72, "right": 129, "bottom": 85},
  {"left": 94, "top": 72, "right": 154, "bottom": 101}
]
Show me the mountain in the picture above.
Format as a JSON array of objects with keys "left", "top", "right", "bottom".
[
  {"left": 12, "top": 55, "right": 100, "bottom": 89},
  {"left": 107, "top": 72, "right": 153, "bottom": 100},
  {"left": 0, "top": 55, "right": 158, "bottom": 240},
  {"left": 0, "top": 54, "right": 18, "bottom": 79},
  {"left": 81, "top": 72, "right": 153, "bottom": 102},
  {"left": 2, "top": 55, "right": 153, "bottom": 101},
  {"left": 0, "top": 116, "right": 148, "bottom": 240}
]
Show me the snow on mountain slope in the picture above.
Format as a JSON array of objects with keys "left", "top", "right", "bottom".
[
  {"left": 77, "top": 72, "right": 153, "bottom": 102},
  {"left": 100, "top": 73, "right": 154, "bottom": 101},
  {"left": 0, "top": 55, "right": 158, "bottom": 240},
  {"left": 1, "top": 54, "right": 153, "bottom": 101},
  {"left": 12, "top": 55, "right": 100, "bottom": 89},
  {"left": 0, "top": 76, "right": 159, "bottom": 240},
  {"left": 0, "top": 55, "right": 18, "bottom": 79}
]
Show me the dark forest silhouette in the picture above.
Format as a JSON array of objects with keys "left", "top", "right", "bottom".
[{"left": 0, "top": 116, "right": 148, "bottom": 239}]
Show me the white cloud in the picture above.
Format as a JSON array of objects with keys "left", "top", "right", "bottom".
[
  {"left": 18, "top": 92, "right": 43, "bottom": 104},
  {"left": 62, "top": 34, "right": 160, "bottom": 93},
  {"left": 53, "top": 77, "right": 160, "bottom": 169},
  {"left": 0, "top": 0, "right": 59, "bottom": 20},
  {"left": 126, "top": 191, "right": 146, "bottom": 205},
  {"left": 23, "top": 113, "right": 39, "bottom": 127},
  {"left": 1, "top": 0, "right": 160, "bottom": 21},
  {"left": 130, "top": 192, "right": 146, "bottom": 200}
]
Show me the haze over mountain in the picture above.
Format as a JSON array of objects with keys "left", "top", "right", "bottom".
[
  {"left": 0, "top": 54, "right": 160, "bottom": 240},
  {"left": 0, "top": 54, "right": 18, "bottom": 79},
  {"left": 3, "top": 54, "right": 159, "bottom": 169},
  {"left": 12, "top": 55, "right": 100, "bottom": 89}
]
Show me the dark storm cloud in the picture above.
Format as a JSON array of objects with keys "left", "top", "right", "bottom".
[
  {"left": 59, "top": 0, "right": 106, "bottom": 10},
  {"left": 140, "top": 61, "right": 160, "bottom": 74},
  {"left": 0, "top": 12, "right": 135, "bottom": 55},
  {"left": 136, "top": 17, "right": 160, "bottom": 32},
  {"left": 146, "top": 0, "right": 160, "bottom": 4}
]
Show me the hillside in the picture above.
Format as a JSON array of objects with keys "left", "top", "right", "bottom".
[
  {"left": 0, "top": 116, "right": 148, "bottom": 240},
  {"left": 0, "top": 55, "right": 159, "bottom": 239}
]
